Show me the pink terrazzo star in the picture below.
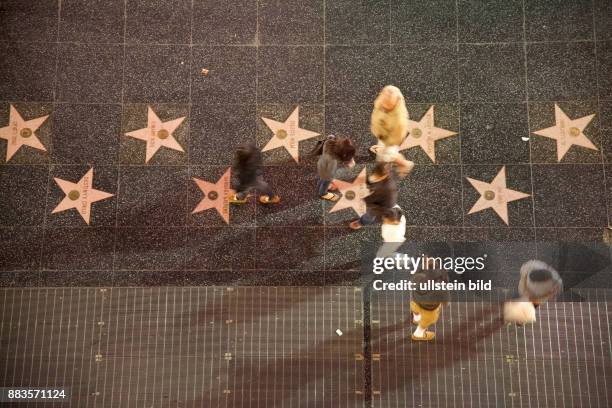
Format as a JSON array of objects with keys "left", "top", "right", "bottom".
[
  {"left": 467, "top": 166, "right": 530, "bottom": 225},
  {"left": 399, "top": 105, "right": 457, "bottom": 163},
  {"left": 330, "top": 168, "right": 369, "bottom": 217},
  {"left": 532, "top": 104, "right": 597, "bottom": 161},
  {"left": 261, "top": 106, "right": 320, "bottom": 163},
  {"left": 0, "top": 105, "right": 48, "bottom": 162},
  {"left": 52, "top": 168, "right": 114, "bottom": 225},
  {"left": 192, "top": 167, "right": 234, "bottom": 224},
  {"left": 125, "top": 106, "right": 185, "bottom": 163}
]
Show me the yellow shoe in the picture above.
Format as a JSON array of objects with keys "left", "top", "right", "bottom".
[
  {"left": 259, "top": 195, "right": 280, "bottom": 204},
  {"left": 229, "top": 194, "right": 248, "bottom": 204},
  {"left": 411, "top": 331, "right": 435, "bottom": 341}
]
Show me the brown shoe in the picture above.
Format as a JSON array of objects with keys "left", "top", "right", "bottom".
[{"left": 349, "top": 220, "right": 362, "bottom": 230}]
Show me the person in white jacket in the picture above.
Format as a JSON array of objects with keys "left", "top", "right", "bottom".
[{"left": 376, "top": 205, "right": 406, "bottom": 259}]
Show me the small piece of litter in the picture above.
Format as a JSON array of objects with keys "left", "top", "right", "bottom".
[
  {"left": 336, "top": 329, "right": 343, "bottom": 336},
  {"left": 201, "top": 68, "right": 209, "bottom": 76}
]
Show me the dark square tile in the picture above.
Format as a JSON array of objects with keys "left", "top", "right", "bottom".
[
  {"left": 529, "top": 101, "right": 601, "bottom": 163},
  {"left": 0, "top": 165, "right": 48, "bottom": 226},
  {"left": 324, "top": 226, "right": 378, "bottom": 271},
  {"left": 117, "top": 166, "right": 188, "bottom": 226},
  {"left": 256, "top": 227, "right": 324, "bottom": 270},
  {"left": 461, "top": 103, "right": 529, "bottom": 164},
  {"left": 601, "top": 100, "right": 612, "bottom": 130},
  {"left": 123, "top": 45, "right": 191, "bottom": 103},
  {"left": 398, "top": 164, "right": 464, "bottom": 226},
  {"left": 594, "top": 0, "right": 612, "bottom": 40},
  {"left": 597, "top": 41, "right": 612, "bottom": 99},
  {"left": 258, "top": 0, "right": 323, "bottom": 45},
  {"left": 188, "top": 166, "right": 256, "bottom": 226},
  {"left": 390, "top": 0, "right": 456, "bottom": 43},
  {"left": 56, "top": 43, "right": 123, "bottom": 103},
  {"left": 403, "top": 103, "right": 460, "bottom": 164},
  {"left": 185, "top": 227, "right": 255, "bottom": 270},
  {"left": 46, "top": 165, "right": 117, "bottom": 226},
  {"left": 256, "top": 104, "right": 323, "bottom": 165},
  {"left": 125, "top": 0, "right": 191, "bottom": 44},
  {"left": 191, "top": 46, "right": 256, "bottom": 104},
  {"left": 603, "top": 130, "right": 612, "bottom": 164},
  {"left": 389, "top": 44, "right": 458, "bottom": 102},
  {"left": 0, "top": 102, "right": 52, "bottom": 164},
  {"left": 59, "top": 0, "right": 124, "bottom": 43},
  {"left": 324, "top": 103, "right": 375, "bottom": 163},
  {"left": 0, "top": 227, "right": 42, "bottom": 271},
  {"left": 459, "top": 43, "right": 525, "bottom": 102},
  {"left": 115, "top": 227, "right": 186, "bottom": 270},
  {"left": 42, "top": 227, "right": 115, "bottom": 270},
  {"left": 0, "top": 42, "right": 57, "bottom": 102},
  {"left": 257, "top": 165, "right": 323, "bottom": 226},
  {"left": 121, "top": 103, "right": 189, "bottom": 165},
  {"left": 189, "top": 104, "right": 255, "bottom": 165},
  {"left": 525, "top": 0, "right": 593, "bottom": 41},
  {"left": 192, "top": 0, "right": 256, "bottom": 45},
  {"left": 112, "top": 270, "right": 188, "bottom": 285},
  {"left": 326, "top": 0, "right": 388, "bottom": 45},
  {"left": 532, "top": 164, "right": 607, "bottom": 227},
  {"left": 457, "top": 0, "right": 522, "bottom": 42},
  {"left": 526, "top": 42, "right": 597, "bottom": 101},
  {"left": 0, "top": 0, "right": 58, "bottom": 42},
  {"left": 326, "top": 46, "right": 389, "bottom": 103},
  {"left": 52, "top": 104, "right": 121, "bottom": 165},
  {"left": 257, "top": 46, "right": 324, "bottom": 104},
  {"left": 463, "top": 165, "right": 533, "bottom": 227}
]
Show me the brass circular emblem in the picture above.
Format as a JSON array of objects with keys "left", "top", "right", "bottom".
[
  {"left": 157, "top": 129, "right": 169, "bottom": 139},
  {"left": 207, "top": 191, "right": 218, "bottom": 200},
  {"left": 345, "top": 190, "right": 356, "bottom": 200},
  {"left": 20, "top": 128, "right": 32, "bottom": 138},
  {"left": 569, "top": 127, "right": 580, "bottom": 137},
  {"left": 484, "top": 190, "right": 495, "bottom": 201},
  {"left": 276, "top": 129, "right": 288, "bottom": 140},
  {"left": 412, "top": 128, "right": 422, "bottom": 138},
  {"left": 68, "top": 190, "right": 80, "bottom": 201}
]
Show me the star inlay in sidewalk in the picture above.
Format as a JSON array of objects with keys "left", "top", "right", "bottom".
[
  {"left": 329, "top": 168, "right": 369, "bottom": 217},
  {"left": 125, "top": 106, "right": 185, "bottom": 163},
  {"left": 261, "top": 106, "right": 320, "bottom": 163},
  {"left": 532, "top": 104, "right": 597, "bottom": 161},
  {"left": 0, "top": 105, "right": 49, "bottom": 162},
  {"left": 466, "top": 166, "right": 530, "bottom": 225},
  {"left": 192, "top": 167, "right": 234, "bottom": 224},
  {"left": 52, "top": 168, "right": 114, "bottom": 225},
  {"left": 399, "top": 106, "right": 457, "bottom": 162}
]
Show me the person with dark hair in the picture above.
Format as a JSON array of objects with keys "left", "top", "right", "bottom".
[
  {"left": 518, "top": 260, "right": 562, "bottom": 307},
  {"left": 314, "top": 134, "right": 356, "bottom": 201},
  {"left": 349, "top": 162, "right": 397, "bottom": 229},
  {"left": 229, "top": 144, "right": 280, "bottom": 205},
  {"left": 410, "top": 269, "right": 450, "bottom": 341}
]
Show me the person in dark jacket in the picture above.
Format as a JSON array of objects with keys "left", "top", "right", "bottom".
[
  {"left": 229, "top": 144, "right": 280, "bottom": 205},
  {"left": 314, "top": 135, "right": 356, "bottom": 201},
  {"left": 349, "top": 162, "right": 397, "bottom": 229},
  {"left": 410, "top": 268, "right": 450, "bottom": 341}
]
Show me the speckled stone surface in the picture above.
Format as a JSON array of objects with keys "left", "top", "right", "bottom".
[
  {"left": 461, "top": 103, "right": 529, "bottom": 164},
  {"left": 0, "top": 0, "right": 609, "bottom": 287}
]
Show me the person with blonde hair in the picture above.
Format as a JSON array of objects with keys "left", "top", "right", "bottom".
[{"left": 369, "top": 85, "right": 414, "bottom": 176}]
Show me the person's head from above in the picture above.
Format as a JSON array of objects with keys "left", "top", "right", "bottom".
[
  {"left": 368, "top": 162, "right": 389, "bottom": 183},
  {"left": 235, "top": 144, "right": 260, "bottom": 166},
  {"left": 382, "top": 207, "right": 403, "bottom": 225},
  {"left": 412, "top": 268, "right": 450, "bottom": 306},
  {"left": 332, "top": 137, "right": 357, "bottom": 167},
  {"left": 377, "top": 85, "right": 403, "bottom": 112}
]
